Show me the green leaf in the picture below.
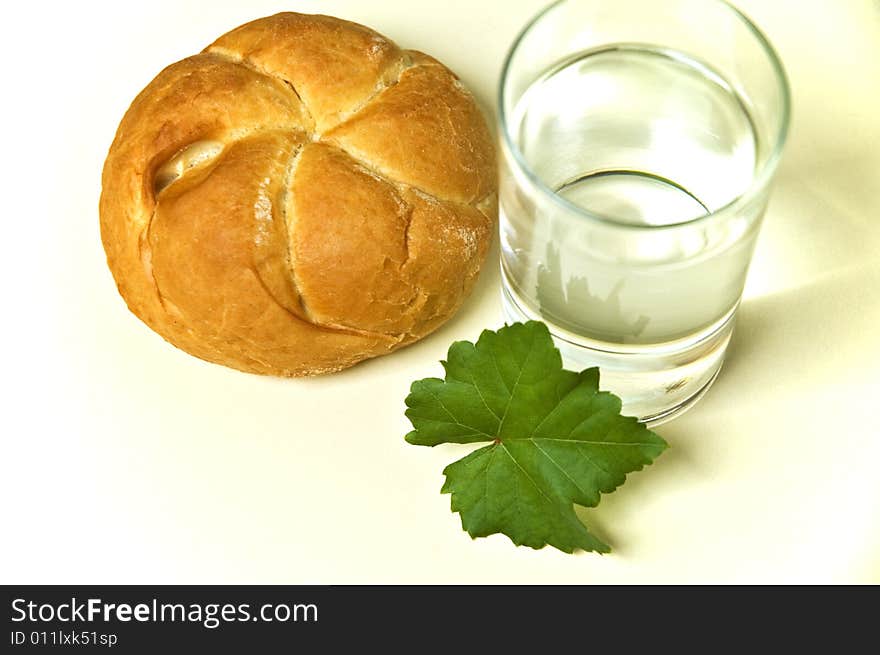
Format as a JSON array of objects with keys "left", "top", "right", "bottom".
[{"left": 405, "top": 321, "right": 667, "bottom": 553}]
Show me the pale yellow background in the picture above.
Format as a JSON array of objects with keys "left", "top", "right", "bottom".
[{"left": 2, "top": 0, "right": 878, "bottom": 583}]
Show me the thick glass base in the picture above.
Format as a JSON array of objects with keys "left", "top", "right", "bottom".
[{"left": 501, "top": 278, "right": 733, "bottom": 425}]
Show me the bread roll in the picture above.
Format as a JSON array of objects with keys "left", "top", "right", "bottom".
[{"left": 100, "top": 12, "right": 497, "bottom": 376}]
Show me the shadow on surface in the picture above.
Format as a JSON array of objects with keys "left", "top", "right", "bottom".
[
  {"left": 575, "top": 436, "right": 695, "bottom": 557},
  {"left": 722, "top": 263, "right": 878, "bottom": 389},
  {"left": 580, "top": 250, "right": 879, "bottom": 558}
]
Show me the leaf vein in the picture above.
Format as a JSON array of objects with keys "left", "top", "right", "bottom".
[
  {"left": 496, "top": 328, "right": 540, "bottom": 437},
  {"left": 462, "top": 368, "right": 503, "bottom": 424},
  {"left": 499, "top": 443, "right": 555, "bottom": 507},
  {"left": 529, "top": 379, "right": 594, "bottom": 438},
  {"left": 530, "top": 440, "right": 593, "bottom": 499},
  {"left": 532, "top": 437, "right": 658, "bottom": 447},
  {"left": 424, "top": 386, "right": 494, "bottom": 440}
]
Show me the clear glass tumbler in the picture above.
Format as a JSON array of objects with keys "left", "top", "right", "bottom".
[{"left": 498, "top": 0, "right": 791, "bottom": 423}]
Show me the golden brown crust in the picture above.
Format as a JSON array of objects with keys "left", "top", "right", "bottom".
[
  {"left": 290, "top": 142, "right": 417, "bottom": 334},
  {"left": 324, "top": 54, "right": 496, "bottom": 204},
  {"left": 206, "top": 13, "right": 406, "bottom": 133},
  {"left": 100, "top": 12, "right": 497, "bottom": 376}
]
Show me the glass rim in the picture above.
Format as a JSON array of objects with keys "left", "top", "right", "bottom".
[{"left": 497, "top": 0, "right": 792, "bottom": 231}]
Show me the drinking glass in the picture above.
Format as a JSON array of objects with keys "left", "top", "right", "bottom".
[{"left": 498, "top": 0, "right": 791, "bottom": 423}]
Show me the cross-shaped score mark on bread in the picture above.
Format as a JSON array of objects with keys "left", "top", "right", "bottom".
[{"left": 100, "top": 12, "right": 498, "bottom": 376}]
